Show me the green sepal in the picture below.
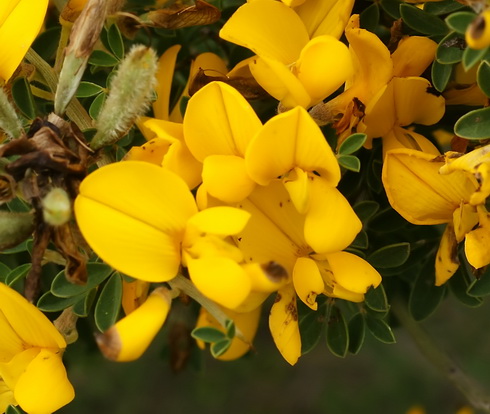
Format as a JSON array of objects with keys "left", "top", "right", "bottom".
[
  {"left": 211, "top": 339, "right": 232, "bottom": 358},
  {"left": 436, "top": 32, "right": 465, "bottom": 64},
  {"left": 454, "top": 106, "right": 490, "bottom": 139},
  {"left": 94, "top": 272, "right": 123, "bottom": 332},
  {"left": 477, "top": 60, "right": 490, "bottom": 97},
  {"left": 431, "top": 60, "right": 453, "bottom": 92},
  {"left": 89, "top": 50, "right": 120, "bottom": 67},
  {"left": 76, "top": 82, "right": 105, "bottom": 98},
  {"left": 325, "top": 305, "right": 349, "bottom": 358},
  {"left": 338, "top": 155, "right": 361, "bottom": 172},
  {"left": 400, "top": 4, "right": 449, "bottom": 35},
  {"left": 462, "top": 46, "right": 489, "bottom": 71},
  {"left": 367, "top": 243, "right": 410, "bottom": 269},
  {"left": 191, "top": 326, "right": 227, "bottom": 343},
  {"left": 365, "top": 314, "right": 395, "bottom": 344},
  {"left": 348, "top": 313, "right": 366, "bottom": 355},
  {"left": 11, "top": 77, "right": 36, "bottom": 120},
  {"left": 365, "top": 284, "right": 389, "bottom": 313},
  {"left": 445, "top": 11, "right": 477, "bottom": 34},
  {"left": 360, "top": 3, "right": 379, "bottom": 33},
  {"left": 5, "top": 263, "right": 31, "bottom": 286},
  {"left": 338, "top": 133, "right": 367, "bottom": 155},
  {"left": 73, "top": 288, "right": 98, "bottom": 317},
  {"left": 51, "top": 262, "right": 112, "bottom": 298}
]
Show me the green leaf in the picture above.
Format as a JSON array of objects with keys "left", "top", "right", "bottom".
[
  {"left": 89, "top": 92, "right": 107, "bottom": 120},
  {"left": 32, "top": 26, "right": 61, "bottom": 61},
  {"left": 445, "top": 12, "right": 477, "bottom": 34},
  {"left": 424, "top": 0, "right": 465, "bottom": 15},
  {"left": 353, "top": 200, "right": 380, "bottom": 223},
  {"left": 338, "top": 155, "right": 361, "bottom": 172},
  {"left": 6, "top": 405, "right": 24, "bottom": 414},
  {"left": 368, "top": 243, "right": 410, "bottom": 269},
  {"left": 467, "top": 266, "right": 490, "bottom": 297},
  {"left": 0, "top": 262, "right": 11, "bottom": 283},
  {"left": 225, "top": 319, "right": 236, "bottom": 339},
  {"left": 462, "top": 46, "right": 489, "bottom": 71},
  {"left": 477, "top": 61, "right": 490, "bottom": 97},
  {"left": 369, "top": 207, "right": 409, "bottom": 232},
  {"left": 454, "top": 106, "right": 490, "bottom": 139},
  {"left": 107, "top": 24, "right": 125, "bottom": 60},
  {"left": 72, "top": 288, "right": 97, "bottom": 317},
  {"left": 409, "top": 260, "right": 447, "bottom": 321},
  {"left": 51, "top": 262, "right": 113, "bottom": 297},
  {"left": 191, "top": 327, "right": 227, "bottom": 343},
  {"left": 360, "top": 3, "right": 380, "bottom": 33},
  {"left": 436, "top": 32, "right": 465, "bottom": 64},
  {"left": 431, "top": 60, "right": 453, "bottom": 92},
  {"left": 76, "top": 82, "right": 105, "bottom": 98},
  {"left": 6, "top": 263, "right": 31, "bottom": 286},
  {"left": 326, "top": 306, "right": 349, "bottom": 358},
  {"left": 11, "top": 77, "right": 36, "bottom": 120},
  {"left": 0, "top": 240, "right": 29, "bottom": 255},
  {"left": 338, "top": 133, "right": 367, "bottom": 155},
  {"left": 211, "top": 339, "right": 232, "bottom": 358},
  {"left": 299, "top": 302, "right": 326, "bottom": 355},
  {"left": 94, "top": 272, "right": 123, "bottom": 332},
  {"left": 350, "top": 230, "right": 368, "bottom": 250},
  {"left": 366, "top": 314, "right": 395, "bottom": 344},
  {"left": 400, "top": 4, "right": 448, "bottom": 35},
  {"left": 449, "top": 267, "right": 483, "bottom": 307},
  {"left": 37, "top": 291, "right": 86, "bottom": 312},
  {"left": 348, "top": 313, "right": 366, "bottom": 355},
  {"left": 380, "top": 0, "right": 402, "bottom": 19},
  {"left": 89, "top": 50, "right": 120, "bottom": 67},
  {"left": 365, "top": 284, "right": 389, "bottom": 313}
]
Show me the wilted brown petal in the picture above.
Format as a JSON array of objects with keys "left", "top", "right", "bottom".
[{"left": 146, "top": 0, "right": 220, "bottom": 29}]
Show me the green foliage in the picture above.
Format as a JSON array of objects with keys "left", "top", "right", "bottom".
[
  {"left": 94, "top": 272, "right": 123, "bottom": 332},
  {"left": 445, "top": 12, "right": 476, "bottom": 34},
  {"left": 431, "top": 60, "right": 453, "bottom": 92},
  {"left": 454, "top": 106, "right": 490, "bottom": 139},
  {"left": 436, "top": 32, "right": 465, "bottom": 64},
  {"left": 477, "top": 60, "right": 490, "bottom": 97},
  {"left": 400, "top": 4, "right": 448, "bottom": 35},
  {"left": 11, "top": 77, "right": 36, "bottom": 120},
  {"left": 338, "top": 133, "right": 367, "bottom": 156},
  {"left": 368, "top": 243, "right": 411, "bottom": 269},
  {"left": 326, "top": 305, "right": 349, "bottom": 358}
]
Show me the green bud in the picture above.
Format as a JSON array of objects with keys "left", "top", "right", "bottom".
[
  {"left": 90, "top": 45, "right": 158, "bottom": 150},
  {"left": 42, "top": 188, "right": 71, "bottom": 226},
  {"left": 0, "top": 211, "right": 34, "bottom": 251},
  {"left": 0, "top": 87, "right": 23, "bottom": 139}
]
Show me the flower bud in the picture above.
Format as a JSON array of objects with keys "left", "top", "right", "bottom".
[
  {"left": 90, "top": 46, "right": 158, "bottom": 150},
  {"left": 0, "top": 211, "right": 34, "bottom": 250},
  {"left": 42, "top": 188, "right": 72, "bottom": 226}
]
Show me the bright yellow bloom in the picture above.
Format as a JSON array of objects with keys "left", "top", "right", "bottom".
[
  {"left": 220, "top": 0, "right": 353, "bottom": 108},
  {"left": 0, "top": 0, "right": 49, "bottom": 82},
  {"left": 0, "top": 283, "right": 74, "bottom": 414}
]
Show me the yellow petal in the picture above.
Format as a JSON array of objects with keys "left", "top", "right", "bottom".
[
  {"left": 163, "top": 140, "right": 203, "bottom": 190},
  {"left": 295, "top": 0, "right": 354, "bottom": 39},
  {"left": 202, "top": 155, "right": 256, "bottom": 203},
  {"left": 326, "top": 251, "right": 381, "bottom": 294},
  {"left": 269, "top": 285, "right": 301, "bottom": 365},
  {"left": 0, "top": 0, "right": 48, "bottom": 82},
  {"left": 471, "top": 163, "right": 490, "bottom": 206},
  {"left": 393, "top": 77, "right": 445, "bottom": 127},
  {"left": 186, "top": 206, "right": 250, "bottom": 237},
  {"left": 0, "top": 1, "right": 21, "bottom": 27},
  {"left": 97, "top": 287, "right": 171, "bottom": 362},
  {"left": 219, "top": 0, "right": 309, "bottom": 64},
  {"left": 0, "top": 283, "right": 66, "bottom": 350},
  {"left": 466, "top": 9, "right": 490, "bottom": 50},
  {"left": 392, "top": 36, "right": 437, "bottom": 77},
  {"left": 153, "top": 45, "right": 181, "bottom": 120},
  {"left": 0, "top": 379, "right": 15, "bottom": 414},
  {"left": 295, "top": 35, "right": 353, "bottom": 105},
  {"left": 382, "top": 149, "right": 477, "bottom": 224},
  {"left": 124, "top": 138, "right": 171, "bottom": 165},
  {"left": 382, "top": 126, "right": 440, "bottom": 158},
  {"left": 246, "top": 106, "right": 340, "bottom": 186},
  {"left": 283, "top": 167, "right": 310, "bottom": 214},
  {"left": 75, "top": 161, "right": 198, "bottom": 282},
  {"left": 453, "top": 203, "right": 478, "bottom": 243},
  {"left": 15, "top": 349, "right": 74, "bottom": 414},
  {"left": 0, "top": 348, "right": 39, "bottom": 393},
  {"left": 184, "top": 82, "right": 262, "bottom": 160},
  {"left": 0, "top": 310, "right": 24, "bottom": 362},
  {"left": 293, "top": 257, "right": 324, "bottom": 310},
  {"left": 362, "top": 82, "right": 396, "bottom": 139},
  {"left": 444, "top": 83, "right": 487, "bottom": 106},
  {"left": 187, "top": 257, "right": 252, "bottom": 309},
  {"left": 136, "top": 117, "right": 184, "bottom": 143},
  {"left": 121, "top": 279, "right": 150, "bottom": 315},
  {"left": 248, "top": 56, "right": 311, "bottom": 108},
  {"left": 435, "top": 224, "right": 459, "bottom": 285},
  {"left": 244, "top": 262, "right": 289, "bottom": 293},
  {"left": 305, "top": 178, "right": 362, "bottom": 254},
  {"left": 465, "top": 207, "right": 490, "bottom": 269}
]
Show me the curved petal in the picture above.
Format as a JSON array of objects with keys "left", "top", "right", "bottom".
[
  {"left": 382, "top": 126, "right": 440, "bottom": 158},
  {"left": 97, "top": 287, "right": 171, "bottom": 361},
  {"left": 283, "top": 167, "right": 310, "bottom": 214},
  {"left": 304, "top": 178, "right": 362, "bottom": 254},
  {"left": 362, "top": 82, "right": 396, "bottom": 139},
  {"left": 246, "top": 106, "right": 340, "bottom": 186},
  {"left": 295, "top": 35, "right": 353, "bottom": 105},
  {"left": 392, "top": 36, "right": 437, "bottom": 77},
  {"left": 202, "top": 155, "right": 256, "bottom": 203},
  {"left": 393, "top": 77, "right": 445, "bottom": 127},
  {"left": 326, "top": 251, "right": 381, "bottom": 294},
  {"left": 435, "top": 223, "right": 459, "bottom": 286},
  {"left": 184, "top": 82, "right": 262, "bottom": 160},
  {"left": 0, "top": 310, "right": 24, "bottom": 362},
  {"left": 153, "top": 45, "right": 181, "bottom": 120},
  {"left": 382, "top": 149, "right": 477, "bottom": 225},
  {"left": 124, "top": 138, "right": 171, "bottom": 165},
  {"left": 219, "top": 0, "right": 309, "bottom": 64},
  {"left": 0, "top": 0, "right": 48, "bottom": 82},
  {"left": 249, "top": 56, "right": 311, "bottom": 109},
  {"left": 15, "top": 349, "right": 74, "bottom": 414},
  {"left": 465, "top": 208, "right": 490, "bottom": 269},
  {"left": 0, "top": 283, "right": 66, "bottom": 350},
  {"left": 0, "top": 380, "right": 15, "bottom": 414},
  {"left": 75, "top": 162, "right": 197, "bottom": 282},
  {"left": 292, "top": 257, "right": 324, "bottom": 310},
  {"left": 453, "top": 203, "right": 478, "bottom": 243},
  {"left": 269, "top": 285, "right": 301, "bottom": 365},
  {"left": 186, "top": 206, "right": 250, "bottom": 237},
  {"left": 295, "top": 0, "right": 354, "bottom": 39},
  {"left": 187, "top": 257, "right": 252, "bottom": 309},
  {"left": 121, "top": 279, "right": 150, "bottom": 315},
  {"left": 163, "top": 140, "right": 203, "bottom": 190}
]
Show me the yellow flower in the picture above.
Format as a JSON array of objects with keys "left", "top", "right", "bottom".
[
  {"left": 0, "top": 0, "right": 49, "bottom": 82},
  {"left": 0, "top": 283, "right": 74, "bottom": 414},
  {"left": 220, "top": 0, "right": 353, "bottom": 108},
  {"left": 466, "top": 9, "right": 490, "bottom": 50}
]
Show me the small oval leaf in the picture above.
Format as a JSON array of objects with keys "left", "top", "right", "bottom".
[
  {"left": 211, "top": 339, "right": 232, "bottom": 358},
  {"left": 445, "top": 11, "right": 477, "bottom": 34},
  {"left": 462, "top": 46, "right": 489, "bottom": 71},
  {"left": 400, "top": 4, "right": 448, "bottom": 35},
  {"left": 37, "top": 291, "right": 86, "bottom": 312},
  {"left": 94, "top": 272, "right": 123, "bottom": 332},
  {"left": 11, "top": 77, "right": 36, "bottom": 120},
  {"left": 88, "top": 50, "right": 120, "bottom": 67},
  {"left": 454, "top": 106, "right": 490, "bottom": 139},
  {"left": 431, "top": 60, "right": 453, "bottom": 92},
  {"left": 89, "top": 92, "right": 107, "bottom": 120},
  {"left": 368, "top": 243, "right": 410, "bottom": 269},
  {"left": 6, "top": 263, "right": 31, "bottom": 286},
  {"left": 477, "top": 60, "right": 490, "bottom": 97},
  {"left": 339, "top": 133, "right": 367, "bottom": 155},
  {"left": 365, "top": 284, "right": 389, "bottom": 312},
  {"left": 436, "top": 32, "right": 465, "bottom": 64},
  {"left": 338, "top": 155, "right": 361, "bottom": 172},
  {"left": 76, "top": 82, "right": 104, "bottom": 98},
  {"left": 326, "top": 306, "right": 349, "bottom": 358},
  {"left": 348, "top": 313, "right": 366, "bottom": 355},
  {"left": 366, "top": 315, "right": 396, "bottom": 344},
  {"left": 191, "top": 326, "right": 227, "bottom": 343},
  {"left": 107, "top": 24, "right": 125, "bottom": 60}
]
